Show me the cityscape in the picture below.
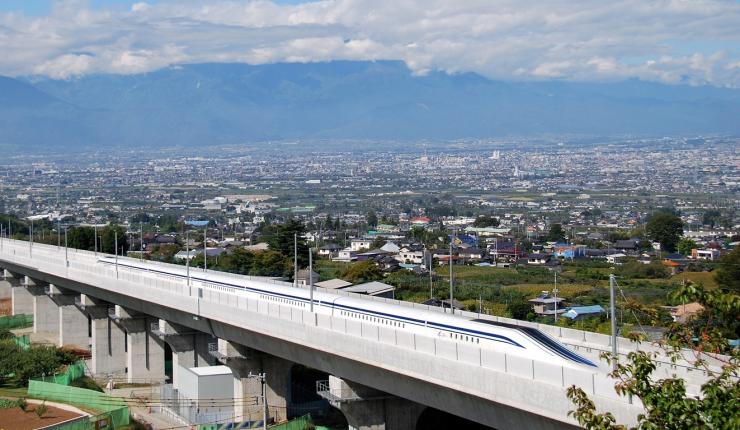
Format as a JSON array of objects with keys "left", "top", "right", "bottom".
[{"left": 0, "top": 1, "right": 739, "bottom": 430}]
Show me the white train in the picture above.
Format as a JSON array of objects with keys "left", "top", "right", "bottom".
[{"left": 98, "top": 256, "right": 596, "bottom": 368}]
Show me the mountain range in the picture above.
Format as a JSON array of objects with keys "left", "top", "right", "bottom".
[{"left": 1, "top": 61, "right": 738, "bottom": 153}]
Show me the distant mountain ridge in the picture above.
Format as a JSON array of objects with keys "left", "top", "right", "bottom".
[{"left": 1, "top": 61, "right": 738, "bottom": 152}]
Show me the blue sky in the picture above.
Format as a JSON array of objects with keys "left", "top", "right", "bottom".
[{"left": 1, "top": 1, "right": 738, "bottom": 86}]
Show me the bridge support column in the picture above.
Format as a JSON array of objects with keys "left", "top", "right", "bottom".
[
  {"left": 154, "top": 320, "right": 216, "bottom": 390},
  {"left": 213, "top": 339, "right": 292, "bottom": 424},
  {"left": 48, "top": 285, "right": 88, "bottom": 348},
  {"left": 113, "top": 307, "right": 165, "bottom": 384},
  {"left": 80, "top": 295, "right": 127, "bottom": 377},
  {"left": 9, "top": 273, "right": 34, "bottom": 316},
  {"left": 26, "top": 279, "right": 59, "bottom": 337},
  {"left": 320, "top": 376, "right": 425, "bottom": 430},
  {"left": 0, "top": 269, "right": 12, "bottom": 299}
]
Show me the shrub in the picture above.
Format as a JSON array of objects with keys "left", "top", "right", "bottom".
[
  {"left": 34, "top": 401, "right": 48, "bottom": 418},
  {"left": 16, "top": 397, "right": 28, "bottom": 412}
]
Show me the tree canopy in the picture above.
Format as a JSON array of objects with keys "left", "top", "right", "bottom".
[
  {"left": 567, "top": 282, "right": 740, "bottom": 429},
  {"left": 546, "top": 223, "right": 566, "bottom": 242},
  {"left": 646, "top": 213, "right": 683, "bottom": 252}
]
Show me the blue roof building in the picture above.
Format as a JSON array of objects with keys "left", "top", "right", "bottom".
[{"left": 562, "top": 305, "right": 605, "bottom": 320}]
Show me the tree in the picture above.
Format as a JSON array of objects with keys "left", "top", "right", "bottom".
[
  {"left": 341, "top": 261, "right": 382, "bottom": 283},
  {"left": 507, "top": 300, "right": 533, "bottom": 320},
  {"left": 714, "top": 246, "right": 740, "bottom": 294},
  {"left": 99, "top": 225, "right": 128, "bottom": 255},
  {"left": 66, "top": 226, "right": 96, "bottom": 251},
  {"left": 472, "top": 215, "right": 500, "bottom": 228},
  {"left": 676, "top": 238, "right": 697, "bottom": 256},
  {"left": 645, "top": 213, "right": 683, "bottom": 253},
  {"left": 267, "top": 219, "right": 308, "bottom": 267},
  {"left": 546, "top": 224, "right": 566, "bottom": 242},
  {"left": 366, "top": 211, "right": 378, "bottom": 228},
  {"left": 567, "top": 283, "right": 740, "bottom": 429}
]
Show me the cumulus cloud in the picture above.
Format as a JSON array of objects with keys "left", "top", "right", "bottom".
[{"left": 1, "top": 0, "right": 739, "bottom": 86}]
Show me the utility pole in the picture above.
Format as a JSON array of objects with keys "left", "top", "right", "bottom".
[
  {"left": 427, "top": 246, "right": 433, "bottom": 300},
  {"left": 294, "top": 233, "right": 298, "bottom": 288},
  {"left": 140, "top": 222, "right": 144, "bottom": 261},
  {"left": 114, "top": 231, "right": 118, "bottom": 278},
  {"left": 249, "top": 372, "right": 268, "bottom": 430},
  {"left": 94, "top": 225, "right": 98, "bottom": 256},
  {"left": 186, "top": 229, "right": 191, "bottom": 289},
  {"left": 64, "top": 227, "right": 69, "bottom": 267},
  {"left": 29, "top": 219, "right": 33, "bottom": 256},
  {"left": 203, "top": 225, "right": 207, "bottom": 272},
  {"left": 553, "top": 271, "right": 559, "bottom": 323},
  {"left": 449, "top": 229, "right": 454, "bottom": 314},
  {"left": 309, "top": 248, "right": 314, "bottom": 312},
  {"left": 609, "top": 274, "right": 618, "bottom": 370}
]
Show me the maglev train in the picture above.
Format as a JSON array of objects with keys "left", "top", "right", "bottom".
[{"left": 98, "top": 256, "right": 596, "bottom": 368}]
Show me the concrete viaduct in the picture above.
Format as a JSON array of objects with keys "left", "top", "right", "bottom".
[{"left": 0, "top": 238, "right": 708, "bottom": 429}]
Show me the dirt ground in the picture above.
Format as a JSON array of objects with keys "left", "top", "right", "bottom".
[
  {"left": 0, "top": 403, "right": 83, "bottom": 430},
  {"left": 0, "top": 298, "right": 10, "bottom": 316}
]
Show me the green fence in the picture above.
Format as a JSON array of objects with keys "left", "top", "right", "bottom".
[
  {"left": 27, "top": 380, "right": 129, "bottom": 428},
  {"left": 0, "top": 313, "right": 33, "bottom": 330},
  {"left": 13, "top": 333, "right": 30, "bottom": 350},
  {"left": 269, "top": 414, "right": 313, "bottom": 430},
  {"left": 37, "top": 361, "right": 86, "bottom": 386},
  {"left": 197, "top": 414, "right": 314, "bottom": 430}
]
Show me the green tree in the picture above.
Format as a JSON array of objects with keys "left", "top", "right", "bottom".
[
  {"left": 341, "top": 261, "right": 382, "bottom": 283},
  {"left": 567, "top": 282, "right": 740, "bottom": 429},
  {"left": 714, "top": 246, "right": 740, "bottom": 294},
  {"left": 472, "top": 215, "right": 500, "bottom": 228},
  {"left": 546, "top": 223, "right": 566, "bottom": 242},
  {"left": 366, "top": 211, "right": 378, "bottom": 228},
  {"left": 676, "top": 238, "right": 697, "bottom": 256},
  {"left": 267, "top": 219, "right": 308, "bottom": 267},
  {"left": 645, "top": 213, "right": 683, "bottom": 252},
  {"left": 100, "top": 225, "right": 128, "bottom": 255},
  {"left": 507, "top": 300, "right": 533, "bottom": 320},
  {"left": 66, "top": 226, "right": 96, "bottom": 251}
]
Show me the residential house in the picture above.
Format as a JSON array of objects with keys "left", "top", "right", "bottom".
[
  {"left": 318, "top": 243, "right": 342, "bottom": 258},
  {"left": 333, "top": 248, "right": 357, "bottom": 262},
  {"left": 340, "top": 281, "right": 395, "bottom": 298},
  {"left": 692, "top": 248, "right": 721, "bottom": 261},
  {"left": 396, "top": 246, "right": 425, "bottom": 264},
  {"left": 529, "top": 293, "right": 567, "bottom": 318},
  {"left": 296, "top": 270, "right": 319, "bottom": 287},
  {"left": 350, "top": 238, "right": 374, "bottom": 252},
  {"left": 315, "top": 279, "right": 353, "bottom": 290},
  {"left": 562, "top": 305, "right": 605, "bottom": 321},
  {"left": 665, "top": 302, "right": 704, "bottom": 323}
]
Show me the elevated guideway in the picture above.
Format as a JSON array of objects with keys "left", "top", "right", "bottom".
[{"left": 0, "top": 238, "right": 707, "bottom": 429}]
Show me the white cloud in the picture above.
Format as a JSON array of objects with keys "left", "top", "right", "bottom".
[{"left": 0, "top": 0, "right": 738, "bottom": 86}]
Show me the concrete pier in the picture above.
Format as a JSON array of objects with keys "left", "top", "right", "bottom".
[
  {"left": 48, "top": 285, "right": 89, "bottom": 348},
  {"left": 26, "top": 279, "right": 59, "bottom": 336},
  {"left": 154, "top": 320, "right": 216, "bottom": 389},
  {"left": 0, "top": 269, "right": 12, "bottom": 299},
  {"left": 320, "top": 376, "right": 426, "bottom": 430},
  {"left": 113, "top": 306, "right": 165, "bottom": 383},
  {"left": 10, "top": 273, "right": 34, "bottom": 316},
  {"left": 214, "top": 339, "right": 292, "bottom": 423},
  {"left": 80, "top": 295, "right": 127, "bottom": 377}
]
